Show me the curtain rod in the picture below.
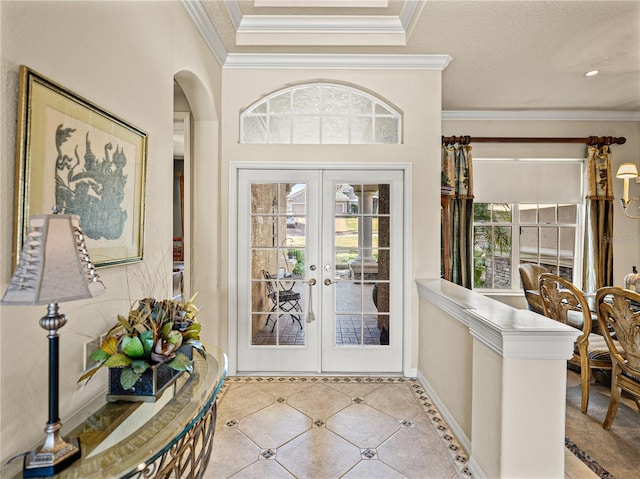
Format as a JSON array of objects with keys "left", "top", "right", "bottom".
[{"left": 442, "top": 135, "right": 626, "bottom": 146}]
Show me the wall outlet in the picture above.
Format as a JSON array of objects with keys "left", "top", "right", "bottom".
[{"left": 83, "top": 337, "right": 102, "bottom": 371}]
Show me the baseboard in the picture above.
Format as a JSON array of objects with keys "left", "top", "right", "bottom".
[
  {"left": 416, "top": 370, "right": 488, "bottom": 478},
  {"left": 467, "top": 455, "right": 487, "bottom": 479},
  {"left": 404, "top": 367, "right": 417, "bottom": 378}
]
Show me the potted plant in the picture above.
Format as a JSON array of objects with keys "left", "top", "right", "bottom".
[{"left": 79, "top": 293, "right": 205, "bottom": 401}]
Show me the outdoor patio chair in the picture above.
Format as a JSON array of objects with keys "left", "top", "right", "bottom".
[{"left": 262, "top": 270, "right": 303, "bottom": 332}]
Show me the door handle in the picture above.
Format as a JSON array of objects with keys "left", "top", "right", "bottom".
[
  {"left": 307, "top": 278, "right": 316, "bottom": 286},
  {"left": 324, "top": 278, "right": 335, "bottom": 286}
]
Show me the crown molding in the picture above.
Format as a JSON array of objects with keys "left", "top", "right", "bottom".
[
  {"left": 442, "top": 110, "right": 640, "bottom": 122},
  {"left": 226, "top": 0, "right": 414, "bottom": 46},
  {"left": 254, "top": 0, "right": 389, "bottom": 6},
  {"left": 239, "top": 15, "right": 404, "bottom": 33},
  {"left": 182, "top": 0, "right": 227, "bottom": 66},
  {"left": 224, "top": 53, "right": 452, "bottom": 70},
  {"left": 236, "top": 15, "right": 406, "bottom": 46},
  {"left": 399, "top": 0, "right": 423, "bottom": 32},
  {"left": 224, "top": 0, "right": 243, "bottom": 30}
]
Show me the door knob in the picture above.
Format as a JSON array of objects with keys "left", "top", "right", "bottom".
[
  {"left": 308, "top": 278, "right": 316, "bottom": 286},
  {"left": 324, "top": 278, "right": 335, "bottom": 286}
]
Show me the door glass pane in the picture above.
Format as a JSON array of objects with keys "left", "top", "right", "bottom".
[
  {"left": 333, "top": 183, "right": 390, "bottom": 347},
  {"left": 362, "top": 282, "right": 378, "bottom": 313},
  {"left": 336, "top": 315, "right": 359, "bottom": 345},
  {"left": 250, "top": 182, "right": 307, "bottom": 347},
  {"left": 336, "top": 282, "right": 359, "bottom": 312}
]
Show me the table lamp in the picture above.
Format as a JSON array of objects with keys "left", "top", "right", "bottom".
[{"left": 1, "top": 210, "right": 105, "bottom": 477}]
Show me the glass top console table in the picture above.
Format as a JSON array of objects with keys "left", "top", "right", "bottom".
[{"left": 2, "top": 347, "right": 227, "bottom": 479}]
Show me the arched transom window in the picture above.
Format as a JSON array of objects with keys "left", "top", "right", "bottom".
[{"left": 240, "top": 83, "right": 401, "bottom": 144}]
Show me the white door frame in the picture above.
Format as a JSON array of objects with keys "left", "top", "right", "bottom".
[{"left": 228, "top": 162, "right": 413, "bottom": 376}]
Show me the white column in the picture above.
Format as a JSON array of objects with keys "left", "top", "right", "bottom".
[{"left": 349, "top": 186, "right": 378, "bottom": 279}]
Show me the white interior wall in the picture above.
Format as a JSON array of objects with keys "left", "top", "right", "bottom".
[{"left": 0, "top": 1, "right": 221, "bottom": 460}]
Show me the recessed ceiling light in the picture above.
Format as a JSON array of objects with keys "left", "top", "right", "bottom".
[{"left": 584, "top": 70, "right": 600, "bottom": 77}]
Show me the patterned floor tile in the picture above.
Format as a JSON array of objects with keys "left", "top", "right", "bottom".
[
  {"left": 326, "top": 403, "right": 400, "bottom": 448},
  {"left": 277, "top": 427, "right": 362, "bottom": 478},
  {"left": 229, "top": 458, "right": 296, "bottom": 479},
  {"left": 287, "top": 383, "right": 352, "bottom": 419},
  {"left": 341, "top": 459, "right": 409, "bottom": 479},
  {"left": 204, "top": 427, "right": 260, "bottom": 479},
  {"left": 238, "top": 402, "right": 311, "bottom": 448},
  {"left": 365, "top": 383, "right": 423, "bottom": 419},
  {"left": 377, "top": 427, "right": 458, "bottom": 479},
  {"left": 216, "top": 382, "right": 274, "bottom": 427}
]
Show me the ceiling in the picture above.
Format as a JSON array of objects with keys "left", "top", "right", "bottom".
[{"left": 187, "top": 0, "right": 640, "bottom": 118}]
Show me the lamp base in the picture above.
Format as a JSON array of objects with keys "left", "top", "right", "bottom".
[{"left": 23, "top": 434, "right": 81, "bottom": 478}]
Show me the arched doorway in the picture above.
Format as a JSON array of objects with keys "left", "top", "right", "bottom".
[{"left": 173, "top": 70, "right": 221, "bottom": 349}]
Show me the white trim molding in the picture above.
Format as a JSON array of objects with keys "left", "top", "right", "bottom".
[
  {"left": 225, "top": 0, "right": 422, "bottom": 46},
  {"left": 254, "top": 1, "right": 389, "bottom": 7},
  {"left": 416, "top": 370, "right": 471, "bottom": 453},
  {"left": 416, "top": 278, "right": 579, "bottom": 360},
  {"left": 224, "top": 53, "right": 452, "bottom": 70},
  {"left": 236, "top": 20, "right": 406, "bottom": 46},
  {"left": 182, "top": 0, "right": 228, "bottom": 66},
  {"left": 442, "top": 109, "right": 640, "bottom": 122}
]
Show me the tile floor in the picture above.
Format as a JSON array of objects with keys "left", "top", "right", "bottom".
[
  {"left": 205, "top": 377, "right": 469, "bottom": 479},
  {"left": 205, "top": 376, "right": 599, "bottom": 479}
]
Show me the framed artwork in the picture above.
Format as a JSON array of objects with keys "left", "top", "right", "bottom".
[{"left": 12, "top": 66, "right": 147, "bottom": 268}]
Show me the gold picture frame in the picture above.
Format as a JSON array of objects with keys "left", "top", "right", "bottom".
[{"left": 12, "top": 66, "right": 147, "bottom": 268}]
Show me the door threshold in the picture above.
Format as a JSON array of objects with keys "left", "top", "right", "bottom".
[{"left": 233, "top": 371, "right": 406, "bottom": 378}]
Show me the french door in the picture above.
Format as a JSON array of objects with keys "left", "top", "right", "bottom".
[{"left": 236, "top": 168, "right": 404, "bottom": 373}]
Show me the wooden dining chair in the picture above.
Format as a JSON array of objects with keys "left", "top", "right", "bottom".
[
  {"left": 594, "top": 287, "right": 640, "bottom": 429},
  {"left": 538, "top": 273, "right": 613, "bottom": 413},
  {"left": 518, "top": 263, "right": 548, "bottom": 315}
]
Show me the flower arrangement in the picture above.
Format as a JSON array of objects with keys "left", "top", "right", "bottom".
[{"left": 79, "top": 293, "right": 205, "bottom": 390}]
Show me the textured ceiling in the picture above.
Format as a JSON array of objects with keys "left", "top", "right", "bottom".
[{"left": 197, "top": 0, "right": 640, "bottom": 113}]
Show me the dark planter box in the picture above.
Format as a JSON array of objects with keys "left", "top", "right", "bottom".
[{"left": 107, "top": 346, "right": 192, "bottom": 402}]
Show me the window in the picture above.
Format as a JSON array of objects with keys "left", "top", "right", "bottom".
[
  {"left": 470, "top": 158, "right": 584, "bottom": 291},
  {"left": 473, "top": 203, "right": 580, "bottom": 290},
  {"left": 240, "top": 83, "right": 401, "bottom": 144}
]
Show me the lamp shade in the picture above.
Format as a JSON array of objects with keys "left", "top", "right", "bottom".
[
  {"left": 616, "top": 162, "right": 639, "bottom": 179},
  {"left": 1, "top": 213, "right": 105, "bottom": 305}
]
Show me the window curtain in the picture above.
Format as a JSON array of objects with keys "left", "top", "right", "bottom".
[
  {"left": 583, "top": 144, "right": 614, "bottom": 292},
  {"left": 442, "top": 143, "right": 474, "bottom": 288}
]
